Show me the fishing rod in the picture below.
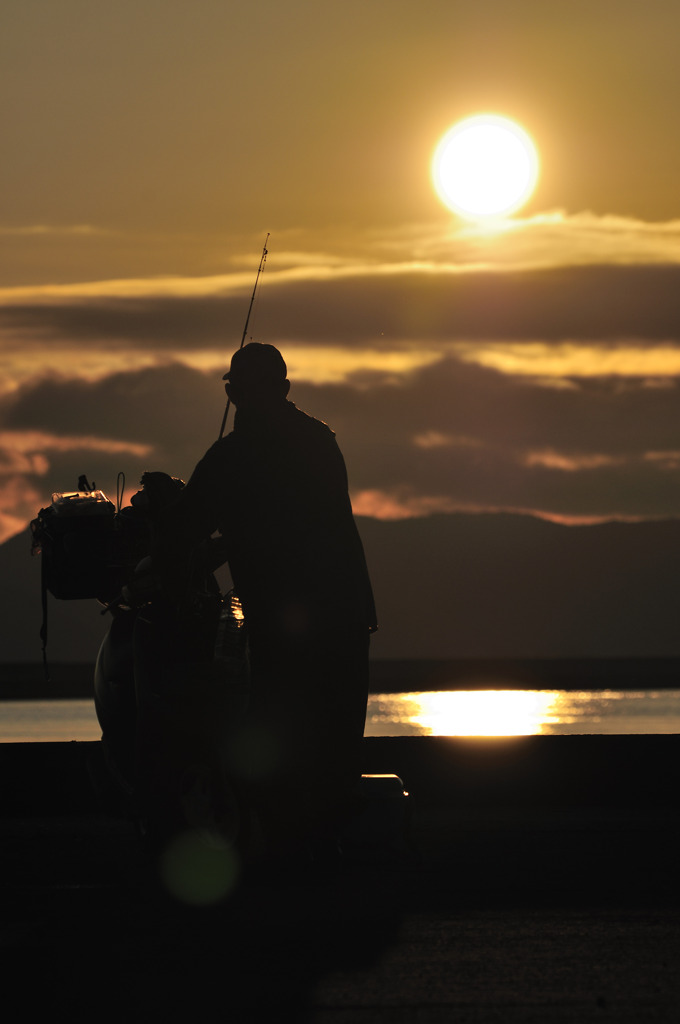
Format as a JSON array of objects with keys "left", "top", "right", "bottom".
[{"left": 218, "top": 232, "right": 270, "bottom": 439}]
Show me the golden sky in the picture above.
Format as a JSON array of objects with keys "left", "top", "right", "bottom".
[{"left": 3, "top": 0, "right": 680, "bottom": 541}]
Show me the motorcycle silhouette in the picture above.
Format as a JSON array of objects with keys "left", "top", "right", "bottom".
[
  {"left": 31, "top": 473, "right": 412, "bottom": 886},
  {"left": 32, "top": 473, "right": 254, "bottom": 861}
]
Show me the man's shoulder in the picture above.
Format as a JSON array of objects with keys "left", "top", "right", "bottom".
[
  {"left": 197, "top": 432, "right": 240, "bottom": 468},
  {"left": 284, "top": 402, "right": 336, "bottom": 441}
]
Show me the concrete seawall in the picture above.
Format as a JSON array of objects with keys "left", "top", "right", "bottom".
[
  {"left": 2, "top": 734, "right": 679, "bottom": 1020},
  {"left": 1, "top": 733, "right": 678, "bottom": 814}
]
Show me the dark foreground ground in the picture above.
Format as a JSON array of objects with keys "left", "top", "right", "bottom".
[{"left": 1, "top": 735, "right": 679, "bottom": 1022}]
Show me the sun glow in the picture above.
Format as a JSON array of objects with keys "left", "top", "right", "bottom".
[{"left": 432, "top": 115, "right": 539, "bottom": 220}]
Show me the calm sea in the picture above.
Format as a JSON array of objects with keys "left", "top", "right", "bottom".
[{"left": 2, "top": 689, "right": 680, "bottom": 742}]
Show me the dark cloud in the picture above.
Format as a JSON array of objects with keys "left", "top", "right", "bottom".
[
  {"left": 5, "top": 363, "right": 222, "bottom": 455},
  {"left": 293, "top": 357, "right": 680, "bottom": 518},
  {"left": 297, "top": 356, "right": 680, "bottom": 458},
  {"left": 5, "top": 263, "right": 680, "bottom": 352},
  {"left": 1, "top": 297, "right": 242, "bottom": 348},
  {"left": 5, "top": 352, "right": 680, "bottom": 525},
  {"left": 1, "top": 365, "right": 228, "bottom": 511}
]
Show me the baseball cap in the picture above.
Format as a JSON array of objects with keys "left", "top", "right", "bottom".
[{"left": 222, "top": 343, "right": 287, "bottom": 382}]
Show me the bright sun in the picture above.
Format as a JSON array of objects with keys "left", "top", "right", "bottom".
[{"left": 432, "top": 114, "right": 539, "bottom": 220}]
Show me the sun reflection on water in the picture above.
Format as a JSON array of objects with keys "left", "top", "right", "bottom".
[
  {"left": 366, "top": 689, "right": 680, "bottom": 737},
  {"left": 376, "top": 690, "right": 560, "bottom": 737}
]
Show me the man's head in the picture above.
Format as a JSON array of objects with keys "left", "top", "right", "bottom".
[{"left": 222, "top": 343, "right": 290, "bottom": 409}]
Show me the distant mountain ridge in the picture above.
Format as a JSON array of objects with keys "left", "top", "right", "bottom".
[
  {"left": 2, "top": 512, "right": 680, "bottom": 663},
  {"left": 358, "top": 512, "right": 680, "bottom": 659}
]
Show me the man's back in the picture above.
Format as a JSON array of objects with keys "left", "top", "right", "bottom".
[{"left": 178, "top": 399, "right": 376, "bottom": 642}]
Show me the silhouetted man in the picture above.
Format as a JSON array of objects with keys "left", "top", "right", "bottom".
[{"left": 162, "top": 343, "right": 376, "bottom": 852}]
